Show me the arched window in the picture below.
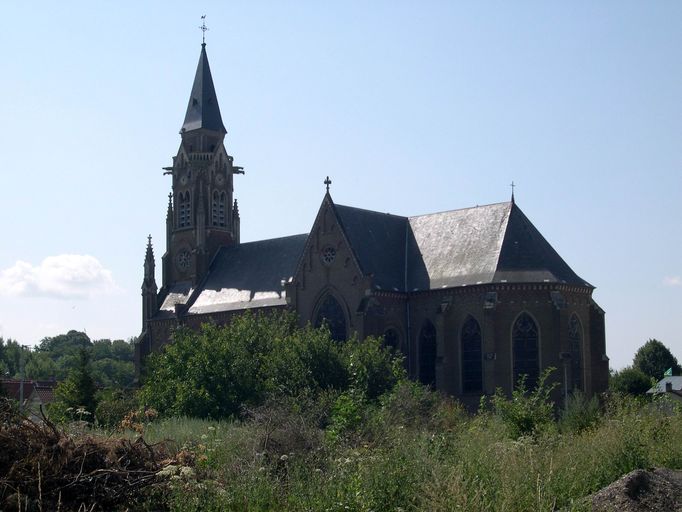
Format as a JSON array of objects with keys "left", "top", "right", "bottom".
[
  {"left": 178, "top": 192, "right": 192, "bottom": 228},
  {"left": 512, "top": 312, "right": 539, "bottom": 388},
  {"left": 419, "top": 320, "right": 437, "bottom": 388},
  {"left": 461, "top": 315, "right": 483, "bottom": 393},
  {"left": 219, "top": 192, "right": 226, "bottom": 227},
  {"left": 211, "top": 191, "right": 227, "bottom": 227},
  {"left": 212, "top": 191, "right": 219, "bottom": 226},
  {"left": 314, "top": 294, "right": 347, "bottom": 342},
  {"left": 568, "top": 314, "right": 583, "bottom": 391},
  {"left": 383, "top": 328, "right": 400, "bottom": 352}
]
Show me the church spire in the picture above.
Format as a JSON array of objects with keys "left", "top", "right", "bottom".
[{"left": 181, "top": 43, "right": 226, "bottom": 134}]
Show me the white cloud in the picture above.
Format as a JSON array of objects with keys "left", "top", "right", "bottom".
[
  {"left": 663, "top": 276, "right": 682, "bottom": 287},
  {"left": 0, "top": 254, "right": 119, "bottom": 299}
]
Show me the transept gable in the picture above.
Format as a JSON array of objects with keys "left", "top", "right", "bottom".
[{"left": 291, "top": 193, "right": 366, "bottom": 286}]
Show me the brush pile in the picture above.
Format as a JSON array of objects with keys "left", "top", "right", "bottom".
[{"left": 0, "top": 398, "right": 172, "bottom": 511}]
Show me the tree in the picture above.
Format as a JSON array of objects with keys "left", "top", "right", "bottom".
[
  {"left": 91, "top": 358, "right": 135, "bottom": 388},
  {"left": 24, "top": 352, "right": 57, "bottom": 380},
  {"left": 38, "top": 330, "right": 91, "bottom": 361},
  {"left": 91, "top": 339, "right": 112, "bottom": 361},
  {"left": 139, "top": 311, "right": 405, "bottom": 419},
  {"left": 0, "top": 338, "right": 27, "bottom": 378},
  {"left": 111, "top": 339, "right": 134, "bottom": 362},
  {"left": 633, "top": 339, "right": 681, "bottom": 380},
  {"left": 51, "top": 348, "right": 97, "bottom": 421},
  {"left": 609, "top": 366, "right": 652, "bottom": 395}
]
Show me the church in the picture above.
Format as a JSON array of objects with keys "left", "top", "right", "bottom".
[{"left": 135, "top": 43, "right": 609, "bottom": 405}]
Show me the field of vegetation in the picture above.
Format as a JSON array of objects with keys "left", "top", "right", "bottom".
[
  {"left": 1, "top": 312, "right": 681, "bottom": 511},
  {"left": 122, "top": 386, "right": 678, "bottom": 512}
]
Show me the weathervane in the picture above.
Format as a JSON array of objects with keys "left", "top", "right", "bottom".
[
  {"left": 324, "top": 176, "right": 332, "bottom": 192},
  {"left": 199, "top": 15, "right": 209, "bottom": 45}
]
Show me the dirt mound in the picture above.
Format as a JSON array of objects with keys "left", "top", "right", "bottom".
[
  {"left": 0, "top": 398, "right": 177, "bottom": 511},
  {"left": 591, "top": 468, "right": 682, "bottom": 512}
]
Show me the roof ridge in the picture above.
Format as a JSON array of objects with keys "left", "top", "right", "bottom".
[
  {"left": 335, "top": 203, "right": 408, "bottom": 220},
  {"left": 227, "top": 233, "right": 309, "bottom": 248},
  {"left": 408, "top": 200, "right": 512, "bottom": 220}
]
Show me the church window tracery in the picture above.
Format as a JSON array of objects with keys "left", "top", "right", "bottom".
[
  {"left": 461, "top": 315, "right": 483, "bottom": 393},
  {"left": 568, "top": 314, "right": 583, "bottom": 391},
  {"left": 512, "top": 312, "right": 539, "bottom": 388},
  {"left": 314, "top": 294, "right": 347, "bottom": 342},
  {"left": 178, "top": 192, "right": 192, "bottom": 228},
  {"left": 321, "top": 246, "right": 336, "bottom": 265},
  {"left": 383, "top": 328, "right": 400, "bottom": 351},
  {"left": 419, "top": 320, "right": 437, "bottom": 388},
  {"left": 212, "top": 191, "right": 226, "bottom": 227}
]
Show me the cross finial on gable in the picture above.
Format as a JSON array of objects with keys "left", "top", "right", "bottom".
[
  {"left": 510, "top": 180, "right": 516, "bottom": 203},
  {"left": 324, "top": 176, "right": 332, "bottom": 192}
]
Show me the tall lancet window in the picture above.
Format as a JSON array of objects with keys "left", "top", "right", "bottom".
[
  {"left": 212, "top": 191, "right": 227, "bottom": 227},
  {"left": 419, "top": 320, "right": 437, "bottom": 388},
  {"left": 512, "top": 313, "right": 539, "bottom": 388},
  {"left": 461, "top": 315, "right": 483, "bottom": 393},
  {"left": 178, "top": 192, "right": 192, "bottom": 228},
  {"left": 568, "top": 314, "right": 583, "bottom": 391},
  {"left": 314, "top": 294, "right": 347, "bottom": 342}
]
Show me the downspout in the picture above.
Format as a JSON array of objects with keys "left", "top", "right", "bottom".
[{"left": 404, "top": 221, "right": 412, "bottom": 376}]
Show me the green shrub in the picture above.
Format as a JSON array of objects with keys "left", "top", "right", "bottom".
[
  {"left": 559, "top": 390, "right": 601, "bottom": 433},
  {"left": 94, "top": 388, "right": 138, "bottom": 428},
  {"left": 490, "top": 367, "right": 558, "bottom": 439},
  {"left": 140, "top": 312, "right": 404, "bottom": 420},
  {"left": 341, "top": 335, "right": 406, "bottom": 400},
  {"left": 327, "top": 389, "right": 365, "bottom": 441}
]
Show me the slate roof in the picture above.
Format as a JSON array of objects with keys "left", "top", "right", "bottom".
[
  {"left": 162, "top": 198, "right": 589, "bottom": 318},
  {"left": 159, "top": 281, "right": 194, "bottom": 312},
  {"left": 187, "top": 234, "right": 308, "bottom": 314},
  {"left": 181, "top": 44, "right": 227, "bottom": 134},
  {"left": 334, "top": 200, "right": 590, "bottom": 292},
  {"left": 408, "top": 202, "right": 512, "bottom": 289},
  {"left": 647, "top": 376, "right": 682, "bottom": 394},
  {"left": 334, "top": 204, "right": 407, "bottom": 291}
]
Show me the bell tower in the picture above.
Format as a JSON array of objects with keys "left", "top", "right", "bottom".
[{"left": 161, "top": 42, "right": 243, "bottom": 289}]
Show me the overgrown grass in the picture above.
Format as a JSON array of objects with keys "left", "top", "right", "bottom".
[{"left": 109, "top": 388, "right": 682, "bottom": 511}]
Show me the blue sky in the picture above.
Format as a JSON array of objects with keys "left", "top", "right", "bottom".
[{"left": 0, "top": 2, "right": 680, "bottom": 370}]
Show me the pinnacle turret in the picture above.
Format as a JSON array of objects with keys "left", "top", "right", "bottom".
[{"left": 143, "top": 235, "right": 156, "bottom": 283}]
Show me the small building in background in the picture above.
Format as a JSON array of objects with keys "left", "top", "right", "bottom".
[
  {"left": 1, "top": 379, "right": 57, "bottom": 418},
  {"left": 647, "top": 376, "right": 682, "bottom": 403}
]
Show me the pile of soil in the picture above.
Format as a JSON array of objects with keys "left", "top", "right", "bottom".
[
  {"left": 0, "top": 398, "right": 177, "bottom": 511},
  {"left": 591, "top": 468, "right": 682, "bottom": 512}
]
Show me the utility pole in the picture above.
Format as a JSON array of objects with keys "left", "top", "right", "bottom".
[{"left": 18, "top": 345, "right": 28, "bottom": 413}]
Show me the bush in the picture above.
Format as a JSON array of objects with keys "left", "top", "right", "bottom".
[
  {"left": 489, "top": 367, "right": 558, "bottom": 439},
  {"left": 341, "top": 336, "right": 406, "bottom": 400},
  {"left": 95, "top": 388, "right": 138, "bottom": 428},
  {"left": 559, "top": 389, "right": 601, "bottom": 433},
  {"left": 139, "top": 312, "right": 405, "bottom": 420}
]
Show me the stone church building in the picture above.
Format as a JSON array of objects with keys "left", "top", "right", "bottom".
[{"left": 135, "top": 44, "right": 609, "bottom": 404}]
